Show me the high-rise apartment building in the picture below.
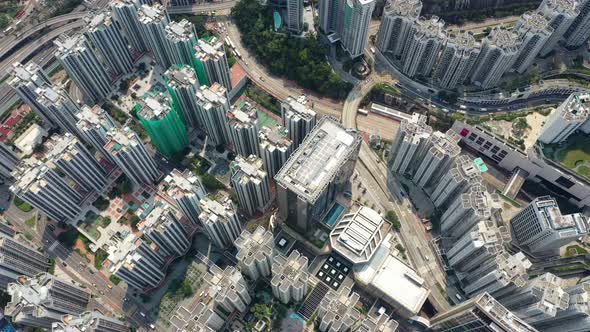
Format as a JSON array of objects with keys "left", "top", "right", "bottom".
[
  {"left": 286, "top": 0, "right": 304, "bottom": 33},
  {"left": 137, "top": 3, "right": 171, "bottom": 68},
  {"left": 412, "top": 130, "right": 461, "bottom": 189},
  {"left": 76, "top": 105, "right": 118, "bottom": 163},
  {"left": 171, "top": 301, "right": 224, "bottom": 332},
  {"left": 165, "top": 19, "right": 198, "bottom": 67},
  {"left": 513, "top": 12, "right": 554, "bottom": 74},
  {"left": 538, "top": 93, "right": 589, "bottom": 144},
  {"left": 538, "top": 280, "right": 590, "bottom": 332},
  {"left": 401, "top": 16, "right": 446, "bottom": 78},
  {"left": 52, "top": 311, "right": 129, "bottom": 332},
  {"left": 376, "top": 0, "right": 422, "bottom": 57},
  {"left": 440, "top": 184, "right": 498, "bottom": 239},
  {"left": 227, "top": 104, "right": 260, "bottom": 157},
  {"left": 317, "top": 287, "right": 362, "bottom": 332},
  {"left": 430, "top": 292, "right": 539, "bottom": 332},
  {"left": 85, "top": 12, "right": 134, "bottom": 77},
  {"left": 469, "top": 27, "right": 522, "bottom": 89},
  {"left": 234, "top": 226, "right": 274, "bottom": 280},
  {"left": 0, "top": 236, "right": 49, "bottom": 289},
  {"left": 136, "top": 92, "right": 189, "bottom": 158},
  {"left": 205, "top": 264, "right": 252, "bottom": 313},
  {"left": 271, "top": 250, "right": 309, "bottom": 304},
  {"left": 8, "top": 62, "right": 56, "bottom": 127},
  {"left": 193, "top": 37, "right": 232, "bottom": 90},
  {"left": 511, "top": 196, "right": 589, "bottom": 258},
  {"left": 430, "top": 155, "right": 484, "bottom": 208},
  {"left": 161, "top": 168, "right": 206, "bottom": 228},
  {"left": 538, "top": 0, "right": 579, "bottom": 56},
  {"left": 341, "top": 0, "right": 375, "bottom": 58},
  {"left": 258, "top": 125, "right": 293, "bottom": 177},
  {"left": 199, "top": 196, "right": 242, "bottom": 248},
  {"left": 281, "top": 96, "right": 317, "bottom": 148},
  {"left": 434, "top": 32, "right": 481, "bottom": 89},
  {"left": 54, "top": 34, "right": 112, "bottom": 103},
  {"left": 111, "top": 0, "right": 146, "bottom": 53},
  {"left": 0, "top": 143, "right": 18, "bottom": 179},
  {"left": 461, "top": 252, "right": 532, "bottom": 299},
  {"left": 500, "top": 273, "right": 569, "bottom": 326},
  {"left": 230, "top": 155, "right": 271, "bottom": 216},
  {"left": 446, "top": 221, "right": 509, "bottom": 277},
  {"left": 108, "top": 236, "right": 167, "bottom": 290},
  {"left": 319, "top": 0, "right": 375, "bottom": 58},
  {"left": 45, "top": 133, "right": 109, "bottom": 193},
  {"left": 36, "top": 86, "right": 81, "bottom": 136},
  {"left": 565, "top": 0, "right": 590, "bottom": 47},
  {"left": 11, "top": 160, "right": 83, "bottom": 222},
  {"left": 164, "top": 64, "right": 202, "bottom": 128},
  {"left": 196, "top": 83, "right": 231, "bottom": 145},
  {"left": 275, "top": 117, "right": 361, "bottom": 232},
  {"left": 139, "top": 204, "right": 191, "bottom": 258},
  {"left": 5, "top": 273, "right": 91, "bottom": 329},
  {"left": 358, "top": 314, "right": 400, "bottom": 332},
  {"left": 104, "top": 127, "right": 161, "bottom": 185},
  {"left": 389, "top": 113, "right": 432, "bottom": 175}
]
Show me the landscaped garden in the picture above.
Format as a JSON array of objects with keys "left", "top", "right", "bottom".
[{"left": 543, "top": 134, "right": 590, "bottom": 180}]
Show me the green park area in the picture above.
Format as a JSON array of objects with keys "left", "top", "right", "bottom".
[{"left": 543, "top": 134, "right": 590, "bottom": 180}]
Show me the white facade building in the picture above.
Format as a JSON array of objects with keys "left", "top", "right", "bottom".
[
  {"left": 54, "top": 34, "right": 112, "bottom": 103},
  {"left": 104, "top": 127, "right": 161, "bottom": 185},
  {"left": 234, "top": 226, "right": 274, "bottom": 280},
  {"left": 281, "top": 96, "right": 317, "bottom": 148},
  {"left": 230, "top": 155, "right": 271, "bottom": 216},
  {"left": 469, "top": 27, "right": 522, "bottom": 89},
  {"left": 376, "top": 0, "right": 422, "bottom": 57},
  {"left": 510, "top": 196, "right": 589, "bottom": 258},
  {"left": 538, "top": 92, "right": 590, "bottom": 144},
  {"left": 199, "top": 196, "right": 241, "bottom": 248},
  {"left": 271, "top": 250, "right": 309, "bottom": 304},
  {"left": 389, "top": 113, "right": 432, "bottom": 175},
  {"left": 258, "top": 125, "right": 293, "bottom": 177},
  {"left": 85, "top": 12, "right": 134, "bottom": 77}
]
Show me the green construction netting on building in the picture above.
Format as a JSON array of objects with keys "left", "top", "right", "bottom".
[
  {"left": 136, "top": 98, "right": 189, "bottom": 159},
  {"left": 163, "top": 70, "right": 190, "bottom": 128},
  {"left": 192, "top": 37, "right": 217, "bottom": 87}
]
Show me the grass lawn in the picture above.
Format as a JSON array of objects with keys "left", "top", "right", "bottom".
[
  {"left": 565, "top": 244, "right": 589, "bottom": 257},
  {"left": 547, "top": 134, "right": 590, "bottom": 180},
  {"left": 13, "top": 197, "right": 33, "bottom": 213},
  {"left": 24, "top": 216, "right": 36, "bottom": 228}
]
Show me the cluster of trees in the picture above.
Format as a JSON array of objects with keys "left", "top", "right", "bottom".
[
  {"left": 385, "top": 210, "right": 401, "bottom": 231},
  {"left": 232, "top": 0, "right": 352, "bottom": 99}
]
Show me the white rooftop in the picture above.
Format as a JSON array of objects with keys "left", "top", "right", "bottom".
[
  {"left": 275, "top": 117, "right": 360, "bottom": 203},
  {"left": 330, "top": 206, "right": 390, "bottom": 264},
  {"left": 354, "top": 234, "right": 430, "bottom": 316}
]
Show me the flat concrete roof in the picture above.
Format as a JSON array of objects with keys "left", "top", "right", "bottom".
[{"left": 354, "top": 235, "right": 429, "bottom": 316}]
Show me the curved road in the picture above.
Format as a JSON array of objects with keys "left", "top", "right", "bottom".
[
  {"left": 0, "top": 21, "right": 85, "bottom": 78},
  {"left": 226, "top": 22, "right": 343, "bottom": 117},
  {"left": 341, "top": 75, "right": 451, "bottom": 313},
  {"left": 0, "top": 12, "right": 87, "bottom": 59}
]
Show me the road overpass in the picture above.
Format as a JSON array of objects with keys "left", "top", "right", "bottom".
[{"left": 0, "top": 12, "right": 87, "bottom": 60}]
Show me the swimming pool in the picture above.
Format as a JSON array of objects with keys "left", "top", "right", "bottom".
[{"left": 323, "top": 203, "right": 345, "bottom": 228}]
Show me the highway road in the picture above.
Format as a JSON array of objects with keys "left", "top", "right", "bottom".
[
  {"left": 0, "top": 21, "right": 84, "bottom": 80},
  {"left": 0, "top": 12, "right": 87, "bottom": 60},
  {"left": 341, "top": 75, "right": 451, "bottom": 313},
  {"left": 168, "top": 1, "right": 238, "bottom": 14}
]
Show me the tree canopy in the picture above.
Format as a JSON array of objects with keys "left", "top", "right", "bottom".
[{"left": 232, "top": 0, "right": 352, "bottom": 99}]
